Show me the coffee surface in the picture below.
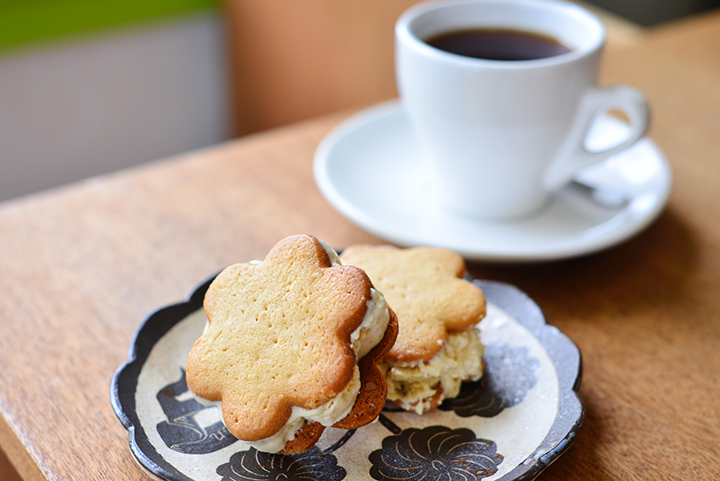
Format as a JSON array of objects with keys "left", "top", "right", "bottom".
[{"left": 426, "top": 28, "right": 571, "bottom": 61}]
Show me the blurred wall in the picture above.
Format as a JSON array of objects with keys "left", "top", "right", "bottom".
[
  {"left": 0, "top": 11, "right": 231, "bottom": 202},
  {"left": 224, "top": 0, "right": 424, "bottom": 136}
]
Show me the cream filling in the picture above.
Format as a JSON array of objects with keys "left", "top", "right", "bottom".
[
  {"left": 193, "top": 241, "right": 390, "bottom": 452},
  {"left": 379, "top": 327, "right": 484, "bottom": 415},
  {"left": 202, "top": 366, "right": 362, "bottom": 453}
]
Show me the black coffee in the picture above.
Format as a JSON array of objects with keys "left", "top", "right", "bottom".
[{"left": 426, "top": 28, "right": 571, "bottom": 61}]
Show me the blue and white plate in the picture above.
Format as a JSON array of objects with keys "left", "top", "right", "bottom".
[{"left": 111, "top": 275, "right": 583, "bottom": 481}]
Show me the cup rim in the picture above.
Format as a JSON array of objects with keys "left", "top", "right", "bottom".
[{"left": 396, "top": 0, "right": 605, "bottom": 70}]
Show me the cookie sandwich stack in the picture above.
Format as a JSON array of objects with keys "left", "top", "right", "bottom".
[
  {"left": 186, "top": 234, "right": 398, "bottom": 454},
  {"left": 185, "top": 234, "right": 488, "bottom": 455}
]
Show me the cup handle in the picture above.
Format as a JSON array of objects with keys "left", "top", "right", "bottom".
[{"left": 543, "top": 85, "right": 650, "bottom": 191}]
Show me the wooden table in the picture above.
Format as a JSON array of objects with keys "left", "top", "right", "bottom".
[{"left": 1, "top": 10, "right": 719, "bottom": 481}]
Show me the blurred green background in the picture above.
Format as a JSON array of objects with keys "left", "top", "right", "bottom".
[{"left": 0, "top": 0, "right": 218, "bottom": 53}]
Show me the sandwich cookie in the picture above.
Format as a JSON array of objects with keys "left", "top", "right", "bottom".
[
  {"left": 186, "top": 234, "right": 397, "bottom": 453},
  {"left": 340, "top": 245, "right": 485, "bottom": 414}
]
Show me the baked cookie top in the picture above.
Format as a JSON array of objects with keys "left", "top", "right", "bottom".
[
  {"left": 186, "top": 234, "right": 375, "bottom": 442},
  {"left": 340, "top": 245, "right": 486, "bottom": 363}
]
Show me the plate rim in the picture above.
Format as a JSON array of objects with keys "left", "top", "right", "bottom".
[
  {"left": 111, "top": 276, "right": 214, "bottom": 481},
  {"left": 474, "top": 279, "right": 584, "bottom": 481},
  {"left": 110, "top": 275, "right": 584, "bottom": 481}
]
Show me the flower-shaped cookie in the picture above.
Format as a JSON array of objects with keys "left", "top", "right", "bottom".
[
  {"left": 186, "top": 235, "right": 383, "bottom": 445},
  {"left": 340, "top": 245, "right": 486, "bottom": 363}
]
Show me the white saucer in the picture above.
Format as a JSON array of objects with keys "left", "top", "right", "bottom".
[{"left": 314, "top": 100, "right": 672, "bottom": 262}]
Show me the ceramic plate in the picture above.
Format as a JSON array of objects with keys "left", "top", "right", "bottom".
[
  {"left": 314, "top": 100, "right": 672, "bottom": 262},
  {"left": 112, "top": 275, "right": 583, "bottom": 481}
]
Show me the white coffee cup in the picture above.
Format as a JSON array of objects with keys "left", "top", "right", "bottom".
[{"left": 396, "top": 0, "right": 650, "bottom": 219}]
